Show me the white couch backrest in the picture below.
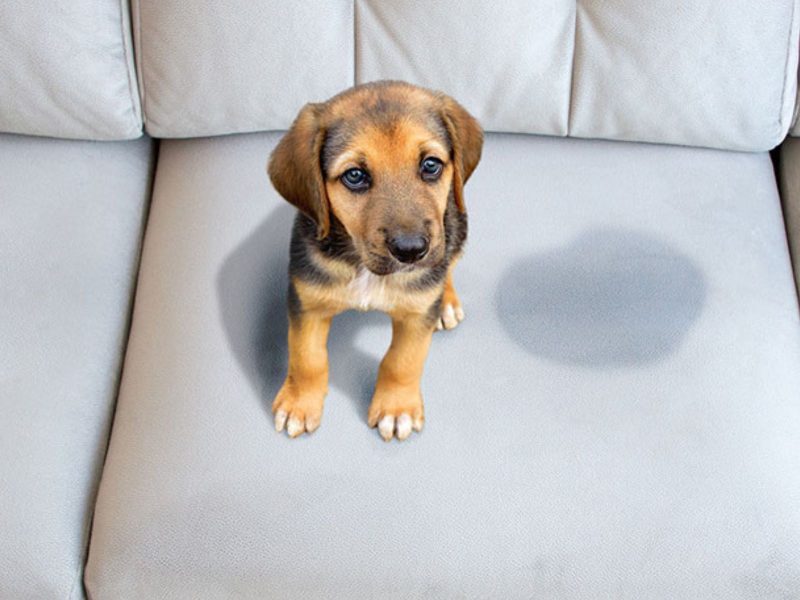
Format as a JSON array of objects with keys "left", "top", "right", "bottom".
[
  {"left": 132, "top": 0, "right": 353, "bottom": 141},
  {"left": 0, "top": 0, "right": 142, "bottom": 141},
  {"left": 2, "top": 1, "right": 798, "bottom": 149},
  {"left": 565, "top": 0, "right": 799, "bottom": 151},
  {"left": 133, "top": 0, "right": 799, "bottom": 151}
]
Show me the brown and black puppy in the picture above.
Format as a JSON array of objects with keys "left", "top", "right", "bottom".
[{"left": 268, "top": 81, "right": 482, "bottom": 441}]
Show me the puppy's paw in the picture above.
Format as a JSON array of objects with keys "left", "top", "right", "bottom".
[
  {"left": 367, "top": 391, "right": 424, "bottom": 441},
  {"left": 272, "top": 382, "right": 325, "bottom": 438},
  {"left": 436, "top": 286, "right": 464, "bottom": 331}
]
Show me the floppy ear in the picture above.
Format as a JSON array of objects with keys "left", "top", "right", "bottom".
[
  {"left": 268, "top": 103, "right": 330, "bottom": 239},
  {"left": 440, "top": 97, "right": 483, "bottom": 213}
]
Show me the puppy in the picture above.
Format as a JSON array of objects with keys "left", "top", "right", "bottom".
[{"left": 268, "top": 81, "right": 482, "bottom": 441}]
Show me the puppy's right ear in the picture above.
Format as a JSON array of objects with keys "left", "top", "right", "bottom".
[
  {"left": 268, "top": 103, "right": 330, "bottom": 239},
  {"left": 439, "top": 96, "right": 483, "bottom": 214}
]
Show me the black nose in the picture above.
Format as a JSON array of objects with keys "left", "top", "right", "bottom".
[{"left": 387, "top": 234, "right": 429, "bottom": 264}]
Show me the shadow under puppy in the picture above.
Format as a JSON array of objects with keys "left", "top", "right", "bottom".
[{"left": 268, "top": 81, "right": 483, "bottom": 441}]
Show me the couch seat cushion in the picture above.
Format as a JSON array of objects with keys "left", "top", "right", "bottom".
[
  {"left": 86, "top": 133, "right": 800, "bottom": 599},
  {"left": 0, "top": 134, "right": 154, "bottom": 598}
]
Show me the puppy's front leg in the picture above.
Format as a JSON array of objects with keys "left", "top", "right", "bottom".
[
  {"left": 273, "top": 308, "right": 332, "bottom": 438},
  {"left": 368, "top": 312, "right": 434, "bottom": 441},
  {"left": 436, "top": 267, "right": 466, "bottom": 331}
]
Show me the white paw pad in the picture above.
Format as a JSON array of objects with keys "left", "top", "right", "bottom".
[
  {"left": 274, "top": 409, "right": 320, "bottom": 438},
  {"left": 437, "top": 303, "right": 465, "bottom": 331},
  {"left": 377, "top": 412, "right": 423, "bottom": 441}
]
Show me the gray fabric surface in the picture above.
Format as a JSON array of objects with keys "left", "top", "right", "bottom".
[
  {"left": 779, "top": 137, "right": 800, "bottom": 295},
  {"left": 86, "top": 132, "right": 800, "bottom": 598},
  {"left": 569, "top": 0, "right": 799, "bottom": 151},
  {"left": 356, "top": 0, "right": 575, "bottom": 137},
  {"left": 0, "top": 134, "right": 155, "bottom": 598},
  {"left": 0, "top": 0, "right": 142, "bottom": 140},
  {"left": 129, "top": 0, "right": 798, "bottom": 149},
  {"left": 132, "top": 0, "right": 354, "bottom": 137}
]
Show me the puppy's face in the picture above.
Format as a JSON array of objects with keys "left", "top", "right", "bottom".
[
  {"left": 324, "top": 116, "right": 453, "bottom": 274},
  {"left": 269, "top": 82, "right": 483, "bottom": 275}
]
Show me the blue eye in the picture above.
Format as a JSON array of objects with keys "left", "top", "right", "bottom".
[
  {"left": 341, "top": 168, "right": 370, "bottom": 192},
  {"left": 420, "top": 157, "right": 443, "bottom": 181}
]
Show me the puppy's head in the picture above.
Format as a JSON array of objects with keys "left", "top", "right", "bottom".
[{"left": 268, "top": 81, "right": 483, "bottom": 275}]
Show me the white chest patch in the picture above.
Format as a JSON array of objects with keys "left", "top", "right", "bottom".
[{"left": 348, "top": 268, "right": 394, "bottom": 311}]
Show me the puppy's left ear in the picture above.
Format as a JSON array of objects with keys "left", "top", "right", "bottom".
[
  {"left": 440, "top": 97, "right": 483, "bottom": 213},
  {"left": 268, "top": 103, "right": 330, "bottom": 239}
]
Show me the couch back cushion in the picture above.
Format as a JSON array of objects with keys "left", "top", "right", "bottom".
[
  {"left": 0, "top": 0, "right": 142, "bottom": 140},
  {"left": 133, "top": 1, "right": 353, "bottom": 138},
  {"left": 134, "top": 0, "right": 799, "bottom": 151},
  {"left": 567, "top": 0, "right": 799, "bottom": 150}
]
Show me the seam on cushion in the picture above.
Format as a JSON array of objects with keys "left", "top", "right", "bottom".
[
  {"left": 566, "top": 0, "right": 579, "bottom": 136},
  {"left": 778, "top": 0, "right": 798, "bottom": 140},
  {"left": 119, "top": 0, "right": 142, "bottom": 136},
  {"left": 77, "top": 139, "right": 160, "bottom": 600}
]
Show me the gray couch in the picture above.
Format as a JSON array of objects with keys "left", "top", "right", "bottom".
[{"left": 2, "top": 2, "right": 800, "bottom": 598}]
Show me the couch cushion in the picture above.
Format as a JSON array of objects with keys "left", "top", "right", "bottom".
[
  {"left": 0, "top": 1, "right": 142, "bottom": 140},
  {"left": 356, "top": 0, "right": 575, "bottom": 137},
  {"left": 0, "top": 134, "right": 154, "bottom": 598},
  {"left": 568, "top": 0, "right": 799, "bottom": 151},
  {"left": 132, "top": 0, "right": 353, "bottom": 138},
  {"left": 134, "top": 0, "right": 799, "bottom": 150},
  {"left": 85, "top": 132, "right": 800, "bottom": 598},
  {"left": 359, "top": 0, "right": 798, "bottom": 151}
]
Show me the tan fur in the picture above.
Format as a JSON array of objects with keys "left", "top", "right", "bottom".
[
  {"left": 324, "top": 121, "right": 453, "bottom": 275},
  {"left": 267, "top": 82, "right": 482, "bottom": 440},
  {"left": 272, "top": 313, "right": 331, "bottom": 436}
]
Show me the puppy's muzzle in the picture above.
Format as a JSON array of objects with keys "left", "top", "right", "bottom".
[{"left": 387, "top": 233, "right": 430, "bottom": 264}]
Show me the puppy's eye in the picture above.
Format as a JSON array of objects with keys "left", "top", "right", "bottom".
[
  {"left": 341, "top": 168, "right": 370, "bottom": 192},
  {"left": 420, "top": 157, "right": 443, "bottom": 182}
]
